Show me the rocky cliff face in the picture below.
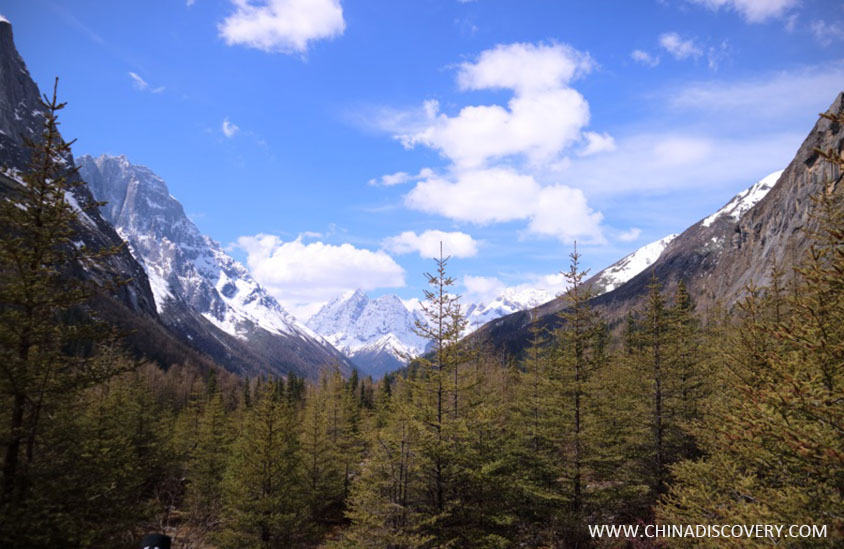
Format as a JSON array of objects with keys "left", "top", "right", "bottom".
[
  {"left": 0, "top": 19, "right": 157, "bottom": 318},
  {"left": 78, "top": 154, "right": 353, "bottom": 378},
  {"left": 474, "top": 93, "right": 843, "bottom": 356}
]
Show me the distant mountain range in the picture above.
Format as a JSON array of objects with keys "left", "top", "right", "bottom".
[{"left": 304, "top": 167, "right": 784, "bottom": 377}]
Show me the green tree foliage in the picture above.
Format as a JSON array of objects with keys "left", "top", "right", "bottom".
[
  {"left": 339, "top": 385, "right": 431, "bottom": 548},
  {"left": 217, "top": 385, "right": 307, "bottom": 548},
  {"left": 0, "top": 81, "right": 140, "bottom": 546},
  {"left": 300, "top": 366, "right": 364, "bottom": 528},
  {"left": 185, "top": 391, "right": 231, "bottom": 533},
  {"left": 550, "top": 245, "right": 605, "bottom": 525}
]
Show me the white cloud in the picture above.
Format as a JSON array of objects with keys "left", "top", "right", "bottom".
[
  {"left": 128, "top": 71, "right": 149, "bottom": 90},
  {"left": 222, "top": 117, "right": 240, "bottom": 138},
  {"left": 463, "top": 275, "right": 506, "bottom": 304},
  {"left": 527, "top": 185, "right": 605, "bottom": 243},
  {"left": 186, "top": 0, "right": 196, "bottom": 6},
  {"left": 667, "top": 63, "right": 844, "bottom": 121},
  {"left": 383, "top": 230, "right": 479, "bottom": 259},
  {"left": 618, "top": 227, "right": 642, "bottom": 242},
  {"left": 631, "top": 49, "right": 660, "bottom": 67},
  {"left": 377, "top": 42, "right": 608, "bottom": 243},
  {"left": 810, "top": 20, "right": 844, "bottom": 46},
  {"left": 128, "top": 72, "right": 165, "bottom": 93},
  {"left": 218, "top": 0, "right": 345, "bottom": 54},
  {"left": 396, "top": 43, "right": 594, "bottom": 168},
  {"left": 236, "top": 234, "right": 405, "bottom": 318},
  {"left": 404, "top": 168, "right": 604, "bottom": 243},
  {"left": 687, "top": 0, "right": 798, "bottom": 23},
  {"left": 706, "top": 41, "right": 730, "bottom": 71},
  {"left": 368, "top": 167, "right": 435, "bottom": 187},
  {"left": 579, "top": 131, "right": 616, "bottom": 156},
  {"left": 405, "top": 168, "right": 536, "bottom": 224},
  {"left": 398, "top": 93, "right": 590, "bottom": 169},
  {"left": 659, "top": 32, "right": 702, "bottom": 60},
  {"left": 456, "top": 42, "right": 593, "bottom": 94},
  {"left": 558, "top": 131, "right": 800, "bottom": 197}
]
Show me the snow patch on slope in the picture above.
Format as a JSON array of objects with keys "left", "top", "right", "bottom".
[
  {"left": 592, "top": 234, "right": 678, "bottom": 294},
  {"left": 702, "top": 170, "right": 783, "bottom": 228}
]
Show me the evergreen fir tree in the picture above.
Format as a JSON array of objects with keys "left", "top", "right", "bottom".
[
  {"left": 0, "top": 80, "right": 132, "bottom": 544},
  {"left": 185, "top": 392, "right": 230, "bottom": 533},
  {"left": 218, "top": 386, "right": 307, "bottom": 548}
]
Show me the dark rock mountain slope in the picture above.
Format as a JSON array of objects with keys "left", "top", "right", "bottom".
[
  {"left": 475, "top": 92, "right": 844, "bottom": 357},
  {"left": 0, "top": 18, "right": 236, "bottom": 371},
  {"left": 0, "top": 19, "right": 156, "bottom": 317}
]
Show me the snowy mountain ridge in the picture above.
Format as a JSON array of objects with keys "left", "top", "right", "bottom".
[
  {"left": 587, "top": 170, "right": 783, "bottom": 295},
  {"left": 702, "top": 170, "right": 784, "bottom": 228},
  {"left": 78, "top": 154, "right": 350, "bottom": 377},
  {"left": 307, "top": 290, "right": 428, "bottom": 370},
  {"left": 465, "top": 286, "right": 555, "bottom": 334},
  {"left": 589, "top": 234, "right": 679, "bottom": 294}
]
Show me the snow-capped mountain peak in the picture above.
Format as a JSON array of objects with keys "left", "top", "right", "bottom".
[
  {"left": 307, "top": 290, "right": 428, "bottom": 372},
  {"left": 78, "top": 154, "right": 350, "bottom": 377},
  {"left": 702, "top": 170, "right": 783, "bottom": 228}
]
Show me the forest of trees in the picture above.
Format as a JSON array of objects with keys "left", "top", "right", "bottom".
[{"left": 0, "top": 90, "right": 841, "bottom": 547}]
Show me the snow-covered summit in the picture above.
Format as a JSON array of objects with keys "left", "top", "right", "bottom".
[
  {"left": 702, "top": 170, "right": 783, "bottom": 228},
  {"left": 307, "top": 290, "right": 428, "bottom": 362},
  {"left": 77, "top": 154, "right": 342, "bottom": 369},
  {"left": 308, "top": 285, "right": 554, "bottom": 375}
]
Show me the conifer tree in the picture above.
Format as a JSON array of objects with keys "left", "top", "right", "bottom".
[
  {"left": 407, "top": 243, "right": 467, "bottom": 537},
  {"left": 338, "top": 383, "right": 430, "bottom": 548},
  {"left": 665, "top": 280, "right": 707, "bottom": 460},
  {"left": 218, "top": 386, "right": 306, "bottom": 548},
  {"left": 639, "top": 272, "right": 673, "bottom": 496},
  {"left": 185, "top": 391, "right": 230, "bottom": 532},
  {"left": 299, "top": 367, "right": 362, "bottom": 527},
  {"left": 0, "top": 80, "right": 132, "bottom": 543},
  {"left": 504, "top": 314, "right": 562, "bottom": 536},
  {"left": 544, "top": 244, "right": 608, "bottom": 541}
]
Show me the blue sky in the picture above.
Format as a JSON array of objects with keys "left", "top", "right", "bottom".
[{"left": 3, "top": 0, "right": 844, "bottom": 318}]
